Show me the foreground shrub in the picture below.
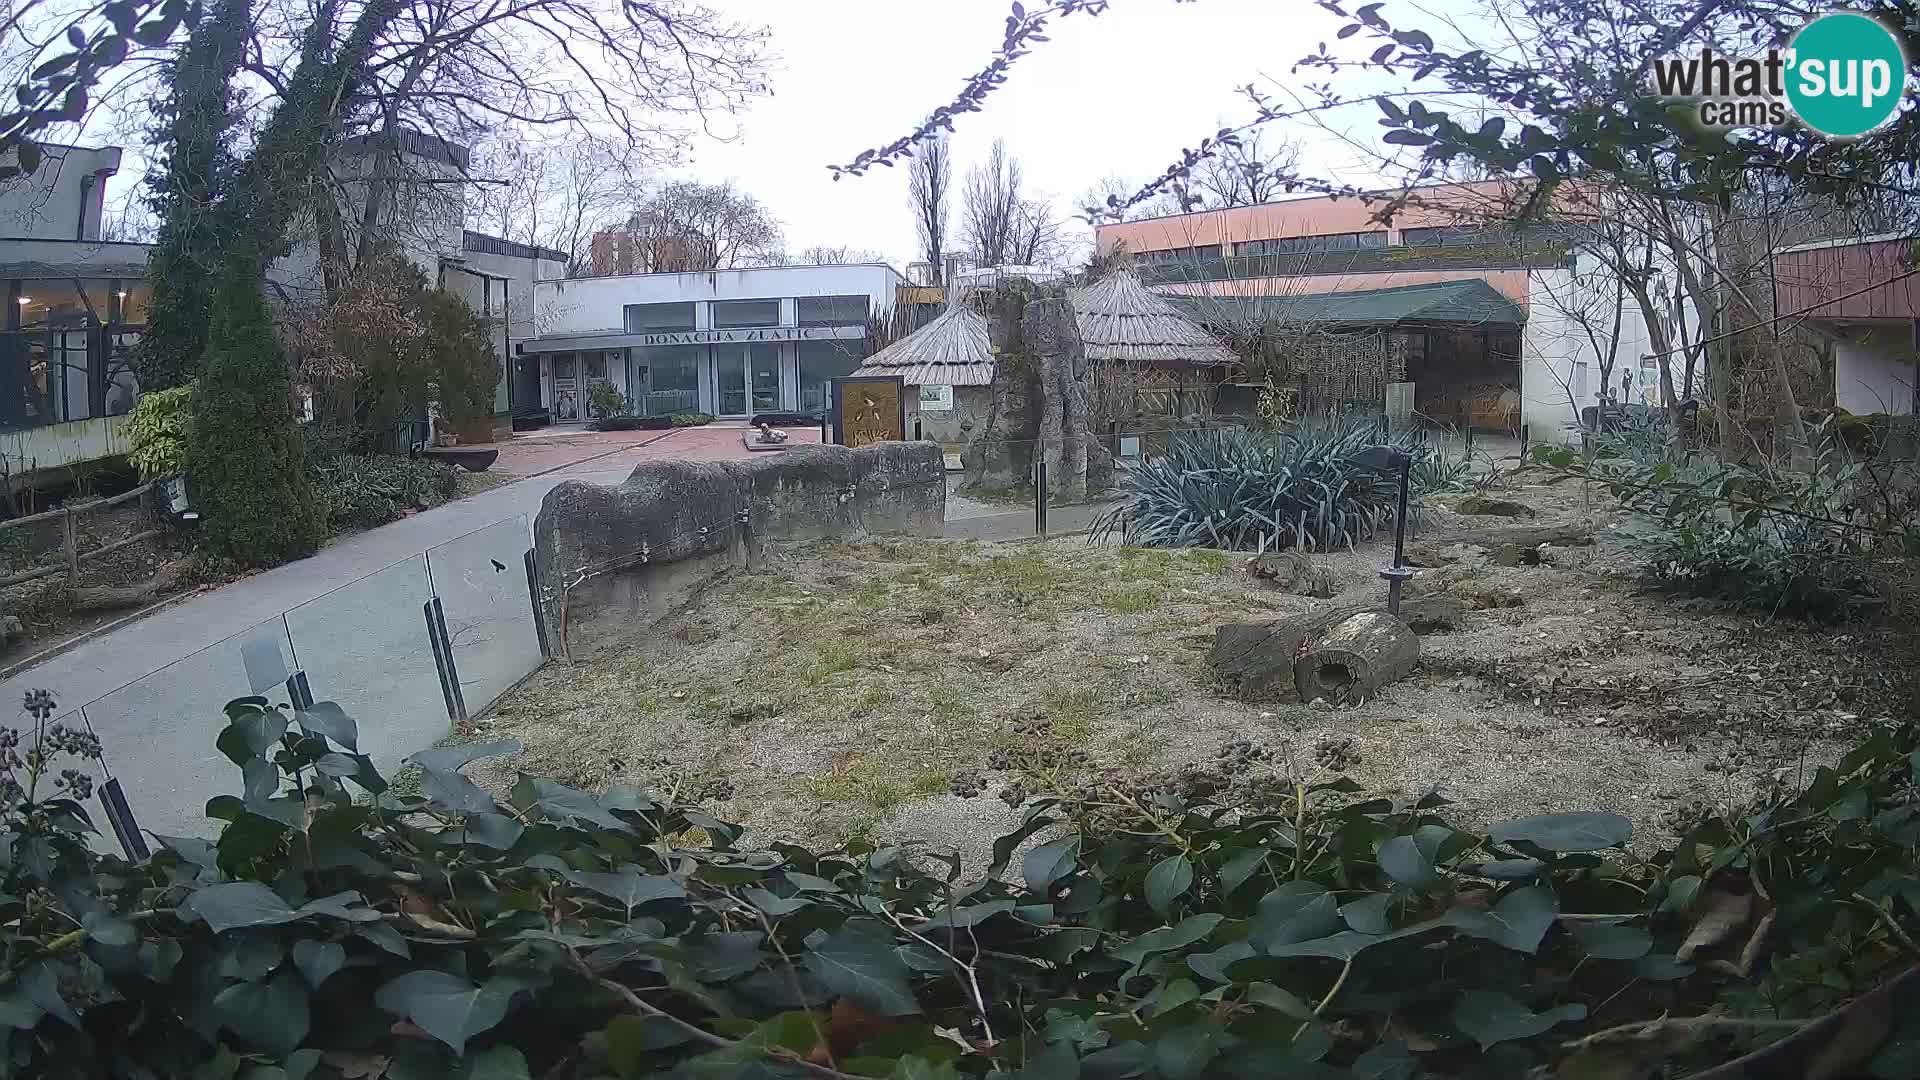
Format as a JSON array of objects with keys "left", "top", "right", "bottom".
[
  {"left": 672, "top": 412, "right": 716, "bottom": 427},
  {"left": 1094, "top": 419, "right": 1469, "bottom": 550},
  {"left": 308, "top": 452, "right": 458, "bottom": 531},
  {"left": 128, "top": 385, "right": 195, "bottom": 481},
  {"left": 4, "top": 688, "right": 1914, "bottom": 1077},
  {"left": 1540, "top": 420, "right": 1888, "bottom": 619}
]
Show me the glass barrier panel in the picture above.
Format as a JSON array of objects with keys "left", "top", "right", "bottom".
[
  {"left": 425, "top": 515, "right": 543, "bottom": 717},
  {"left": 284, "top": 553, "right": 444, "bottom": 774},
  {"left": 76, "top": 615, "right": 295, "bottom": 839}
]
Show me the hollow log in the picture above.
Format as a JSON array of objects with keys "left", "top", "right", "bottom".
[
  {"left": 68, "top": 560, "right": 192, "bottom": 613},
  {"left": 1292, "top": 611, "right": 1420, "bottom": 705},
  {"left": 1212, "top": 599, "right": 1451, "bottom": 701}
]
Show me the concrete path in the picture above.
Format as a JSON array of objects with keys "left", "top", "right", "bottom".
[{"left": 3, "top": 428, "right": 1080, "bottom": 839}]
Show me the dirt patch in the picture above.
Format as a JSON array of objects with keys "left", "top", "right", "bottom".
[
  {"left": 470, "top": 473, "right": 1907, "bottom": 869},
  {"left": 0, "top": 495, "right": 200, "bottom": 668}
]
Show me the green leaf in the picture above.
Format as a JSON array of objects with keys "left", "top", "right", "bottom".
[
  {"left": 1568, "top": 921, "right": 1653, "bottom": 960},
  {"left": 1339, "top": 894, "right": 1393, "bottom": 934},
  {"left": 1661, "top": 874, "right": 1703, "bottom": 913},
  {"left": 1632, "top": 953, "right": 1694, "bottom": 981},
  {"left": 512, "top": 775, "right": 625, "bottom": 830},
  {"left": 1145, "top": 855, "right": 1194, "bottom": 914},
  {"left": 926, "top": 898, "right": 1014, "bottom": 929},
  {"left": 1186, "top": 940, "right": 1255, "bottom": 983},
  {"left": 374, "top": 971, "right": 529, "bottom": 1054},
  {"left": 567, "top": 868, "right": 684, "bottom": 911},
  {"left": 410, "top": 739, "right": 522, "bottom": 773},
  {"left": 746, "top": 1011, "right": 824, "bottom": 1055},
  {"left": 217, "top": 706, "right": 288, "bottom": 767},
  {"left": 1153, "top": 1023, "right": 1223, "bottom": 1080},
  {"left": 214, "top": 972, "right": 310, "bottom": 1057},
  {"left": 1264, "top": 918, "right": 1448, "bottom": 960},
  {"left": 1376, "top": 835, "right": 1437, "bottom": 890},
  {"left": 1451, "top": 991, "right": 1585, "bottom": 1049},
  {"left": 455, "top": 1045, "right": 530, "bottom": 1080},
  {"left": 419, "top": 769, "right": 500, "bottom": 816},
  {"left": 1112, "top": 913, "right": 1223, "bottom": 965},
  {"left": 294, "top": 703, "right": 358, "bottom": 751},
  {"left": 803, "top": 919, "right": 919, "bottom": 1016},
  {"left": 292, "top": 940, "right": 345, "bottom": 988},
  {"left": 1444, "top": 886, "right": 1558, "bottom": 954},
  {"left": 1142, "top": 976, "right": 1201, "bottom": 1018},
  {"left": 1252, "top": 884, "right": 1342, "bottom": 951},
  {"left": 1218, "top": 847, "right": 1268, "bottom": 895},
  {"left": 1490, "top": 813, "right": 1631, "bottom": 852},
  {"left": 1022, "top": 835, "right": 1080, "bottom": 894},
  {"left": 1353, "top": 1039, "right": 1417, "bottom": 1079},
  {"left": 1245, "top": 981, "right": 1315, "bottom": 1020},
  {"left": 463, "top": 813, "right": 524, "bottom": 850},
  {"left": 185, "top": 882, "right": 299, "bottom": 933},
  {"left": 82, "top": 911, "right": 137, "bottom": 947},
  {"left": 605, "top": 1015, "right": 691, "bottom": 1077},
  {"left": 1458, "top": 859, "right": 1547, "bottom": 881}
]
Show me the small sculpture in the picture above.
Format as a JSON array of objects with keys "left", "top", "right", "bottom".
[{"left": 754, "top": 422, "right": 789, "bottom": 445}]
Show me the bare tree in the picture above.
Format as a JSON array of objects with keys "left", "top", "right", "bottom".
[
  {"left": 1009, "top": 195, "right": 1068, "bottom": 267},
  {"left": 962, "top": 138, "right": 1023, "bottom": 266},
  {"left": 468, "top": 133, "right": 639, "bottom": 275},
  {"left": 793, "top": 244, "right": 885, "bottom": 265},
  {"left": 907, "top": 129, "right": 951, "bottom": 282},
  {"left": 1190, "top": 128, "right": 1301, "bottom": 208},
  {"left": 597, "top": 180, "right": 784, "bottom": 273},
  {"left": 1078, "top": 174, "right": 1190, "bottom": 223}
]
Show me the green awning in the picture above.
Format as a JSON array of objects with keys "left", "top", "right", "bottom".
[{"left": 1169, "top": 279, "right": 1525, "bottom": 328}]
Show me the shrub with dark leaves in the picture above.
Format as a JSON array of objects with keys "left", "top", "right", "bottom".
[
  {"left": 2, "top": 687, "right": 1915, "bottom": 1078},
  {"left": 1095, "top": 418, "right": 1469, "bottom": 550},
  {"left": 308, "top": 452, "right": 459, "bottom": 532}
]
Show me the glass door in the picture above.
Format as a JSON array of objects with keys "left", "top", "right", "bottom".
[
  {"left": 551, "top": 352, "right": 579, "bottom": 421},
  {"left": 748, "top": 343, "right": 781, "bottom": 413},
  {"left": 583, "top": 351, "right": 615, "bottom": 420},
  {"left": 715, "top": 345, "right": 748, "bottom": 417}
]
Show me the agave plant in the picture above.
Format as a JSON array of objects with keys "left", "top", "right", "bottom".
[{"left": 1093, "top": 418, "right": 1469, "bottom": 551}]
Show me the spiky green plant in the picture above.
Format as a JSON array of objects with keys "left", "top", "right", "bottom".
[{"left": 1093, "top": 418, "right": 1468, "bottom": 551}]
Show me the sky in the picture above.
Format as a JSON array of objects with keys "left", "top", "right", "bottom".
[
  {"left": 664, "top": 0, "right": 1381, "bottom": 268},
  {"left": 78, "top": 0, "right": 1424, "bottom": 263}
]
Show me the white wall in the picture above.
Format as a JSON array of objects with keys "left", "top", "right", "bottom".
[
  {"left": 270, "top": 142, "right": 467, "bottom": 302},
  {"left": 1521, "top": 250, "right": 1702, "bottom": 444},
  {"left": 1833, "top": 327, "right": 1916, "bottom": 415},
  {"left": 444, "top": 249, "right": 570, "bottom": 415},
  {"left": 533, "top": 264, "right": 905, "bottom": 335},
  {"left": 0, "top": 144, "right": 120, "bottom": 241}
]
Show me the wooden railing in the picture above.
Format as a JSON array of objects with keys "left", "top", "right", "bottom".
[{"left": 0, "top": 482, "right": 160, "bottom": 589}]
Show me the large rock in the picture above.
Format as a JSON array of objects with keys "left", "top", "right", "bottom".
[{"left": 533, "top": 441, "right": 944, "bottom": 657}]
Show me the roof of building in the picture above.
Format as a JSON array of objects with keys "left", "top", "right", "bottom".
[
  {"left": 1072, "top": 268, "right": 1240, "bottom": 367},
  {"left": 0, "top": 258, "right": 151, "bottom": 279},
  {"left": 1169, "top": 278, "right": 1525, "bottom": 328},
  {"left": 851, "top": 303, "right": 995, "bottom": 386}
]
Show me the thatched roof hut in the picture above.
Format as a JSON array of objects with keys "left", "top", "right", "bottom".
[
  {"left": 850, "top": 303, "right": 995, "bottom": 386},
  {"left": 1072, "top": 268, "right": 1240, "bottom": 368}
]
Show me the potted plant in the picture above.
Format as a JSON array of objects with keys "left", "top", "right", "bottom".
[{"left": 127, "top": 384, "right": 194, "bottom": 512}]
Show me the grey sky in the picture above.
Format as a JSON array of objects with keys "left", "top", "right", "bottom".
[{"left": 678, "top": 0, "right": 1365, "bottom": 268}]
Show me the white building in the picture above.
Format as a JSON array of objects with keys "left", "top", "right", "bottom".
[{"left": 521, "top": 264, "right": 906, "bottom": 423}]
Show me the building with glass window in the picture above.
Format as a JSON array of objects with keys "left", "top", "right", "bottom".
[{"left": 519, "top": 264, "right": 905, "bottom": 423}]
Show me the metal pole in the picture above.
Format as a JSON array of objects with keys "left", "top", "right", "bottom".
[
  {"left": 1384, "top": 455, "right": 1413, "bottom": 615},
  {"left": 1035, "top": 453, "right": 1048, "bottom": 538},
  {"left": 424, "top": 597, "right": 468, "bottom": 727},
  {"left": 524, "top": 549, "right": 552, "bottom": 660}
]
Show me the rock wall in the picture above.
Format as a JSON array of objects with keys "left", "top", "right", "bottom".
[{"left": 532, "top": 441, "right": 945, "bottom": 657}]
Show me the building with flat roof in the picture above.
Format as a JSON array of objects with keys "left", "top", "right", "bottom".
[{"left": 520, "top": 264, "right": 906, "bottom": 422}]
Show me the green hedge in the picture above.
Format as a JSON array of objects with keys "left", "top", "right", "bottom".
[{"left": 1, "top": 685, "right": 1915, "bottom": 1077}]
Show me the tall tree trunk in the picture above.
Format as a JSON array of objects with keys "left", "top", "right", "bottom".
[{"left": 1023, "top": 297, "right": 1085, "bottom": 500}]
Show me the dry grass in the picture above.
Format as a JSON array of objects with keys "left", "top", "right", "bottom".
[{"left": 469, "top": 473, "right": 1907, "bottom": 869}]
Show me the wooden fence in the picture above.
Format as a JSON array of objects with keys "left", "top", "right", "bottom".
[{"left": 0, "top": 482, "right": 160, "bottom": 589}]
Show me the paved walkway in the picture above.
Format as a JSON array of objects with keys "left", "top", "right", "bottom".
[{"left": 2, "top": 427, "right": 1062, "bottom": 839}]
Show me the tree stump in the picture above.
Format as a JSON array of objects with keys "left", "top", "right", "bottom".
[
  {"left": 1213, "top": 602, "right": 1442, "bottom": 701},
  {"left": 1292, "top": 611, "right": 1420, "bottom": 705}
]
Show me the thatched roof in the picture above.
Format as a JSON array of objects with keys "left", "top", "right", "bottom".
[
  {"left": 1072, "top": 268, "right": 1240, "bottom": 367},
  {"left": 850, "top": 304, "right": 995, "bottom": 386}
]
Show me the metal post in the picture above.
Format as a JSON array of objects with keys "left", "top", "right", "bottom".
[
  {"left": 284, "top": 670, "right": 315, "bottom": 710},
  {"left": 424, "top": 597, "right": 468, "bottom": 726},
  {"left": 100, "top": 778, "right": 148, "bottom": 861},
  {"left": 524, "top": 549, "right": 551, "bottom": 659},
  {"left": 913, "top": 415, "right": 923, "bottom": 441},
  {"left": 1035, "top": 454, "right": 1048, "bottom": 537},
  {"left": 1382, "top": 455, "right": 1413, "bottom": 615}
]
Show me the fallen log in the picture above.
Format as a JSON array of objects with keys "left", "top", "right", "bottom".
[
  {"left": 1420, "top": 521, "right": 1596, "bottom": 549},
  {"left": 1212, "top": 599, "right": 1451, "bottom": 701},
  {"left": 1294, "top": 612, "right": 1419, "bottom": 705},
  {"left": 68, "top": 560, "right": 192, "bottom": 613}
]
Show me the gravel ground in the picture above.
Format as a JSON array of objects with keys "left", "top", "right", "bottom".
[{"left": 467, "top": 470, "right": 1908, "bottom": 870}]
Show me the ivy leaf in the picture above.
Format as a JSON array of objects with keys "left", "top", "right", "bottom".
[
  {"left": 1568, "top": 921, "right": 1653, "bottom": 960},
  {"left": 292, "top": 940, "right": 345, "bottom": 988},
  {"left": 1185, "top": 939, "right": 1254, "bottom": 983},
  {"left": 410, "top": 739, "right": 521, "bottom": 773},
  {"left": 1444, "top": 886, "right": 1558, "bottom": 954},
  {"left": 1458, "top": 858, "right": 1546, "bottom": 880},
  {"left": 374, "top": 971, "right": 529, "bottom": 1054},
  {"left": 803, "top": 920, "right": 920, "bottom": 1016},
  {"left": 605, "top": 1015, "right": 691, "bottom": 1077},
  {"left": 1245, "top": 982, "right": 1315, "bottom": 1021},
  {"left": 1153, "top": 1023, "right": 1224, "bottom": 1080},
  {"left": 1340, "top": 894, "right": 1393, "bottom": 934},
  {"left": 1145, "top": 855, "right": 1193, "bottom": 914},
  {"left": 512, "top": 776, "right": 625, "bottom": 830},
  {"left": 1451, "top": 991, "right": 1585, "bottom": 1049},
  {"left": 82, "top": 911, "right": 137, "bottom": 947},
  {"left": 1022, "top": 836, "right": 1080, "bottom": 894},
  {"left": 1252, "top": 884, "right": 1342, "bottom": 950},
  {"left": 1353, "top": 1039, "right": 1418, "bottom": 1079},
  {"left": 1376, "top": 835, "right": 1437, "bottom": 890},
  {"left": 455, "top": 1045, "right": 530, "bottom": 1080},
  {"left": 217, "top": 707, "right": 288, "bottom": 768},
  {"left": 214, "top": 973, "right": 310, "bottom": 1057},
  {"left": 184, "top": 882, "right": 299, "bottom": 933},
  {"left": 1218, "top": 847, "right": 1267, "bottom": 895},
  {"left": 294, "top": 703, "right": 358, "bottom": 750},
  {"left": 1113, "top": 913, "right": 1224, "bottom": 968},
  {"left": 462, "top": 813, "right": 524, "bottom": 850},
  {"left": 1491, "top": 813, "right": 1631, "bottom": 852},
  {"left": 567, "top": 868, "right": 684, "bottom": 913}
]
